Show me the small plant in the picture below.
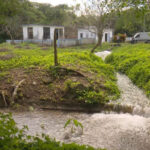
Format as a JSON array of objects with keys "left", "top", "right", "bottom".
[
  {"left": 64, "top": 79, "right": 80, "bottom": 90},
  {"left": 64, "top": 119, "right": 83, "bottom": 134}
]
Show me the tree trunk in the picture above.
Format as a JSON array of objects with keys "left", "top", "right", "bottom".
[
  {"left": 5, "top": 26, "right": 15, "bottom": 44},
  {"left": 91, "top": 32, "right": 103, "bottom": 53},
  {"left": 54, "top": 29, "right": 59, "bottom": 66}
]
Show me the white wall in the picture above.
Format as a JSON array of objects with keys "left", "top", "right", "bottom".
[
  {"left": 78, "top": 28, "right": 113, "bottom": 43},
  {"left": 23, "top": 25, "right": 43, "bottom": 40},
  {"left": 58, "top": 38, "right": 96, "bottom": 47},
  {"left": 78, "top": 29, "right": 96, "bottom": 39},
  {"left": 23, "top": 26, "right": 28, "bottom": 40},
  {"left": 102, "top": 29, "right": 113, "bottom": 43},
  {"left": 23, "top": 25, "right": 64, "bottom": 40},
  {"left": 50, "top": 26, "right": 64, "bottom": 40}
]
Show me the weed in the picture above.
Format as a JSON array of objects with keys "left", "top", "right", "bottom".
[
  {"left": 64, "top": 119, "right": 83, "bottom": 134},
  {"left": 106, "top": 43, "right": 150, "bottom": 97}
]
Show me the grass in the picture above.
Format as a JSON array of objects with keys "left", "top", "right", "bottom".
[
  {"left": 0, "top": 43, "right": 120, "bottom": 105},
  {"left": 106, "top": 43, "right": 150, "bottom": 97}
]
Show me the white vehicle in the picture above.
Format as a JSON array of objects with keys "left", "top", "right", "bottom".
[{"left": 131, "top": 32, "right": 150, "bottom": 43}]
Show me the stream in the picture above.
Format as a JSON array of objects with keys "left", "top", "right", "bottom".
[{"left": 1, "top": 51, "right": 150, "bottom": 150}]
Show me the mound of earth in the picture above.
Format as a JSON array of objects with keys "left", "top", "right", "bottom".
[{"left": 0, "top": 66, "right": 114, "bottom": 109}]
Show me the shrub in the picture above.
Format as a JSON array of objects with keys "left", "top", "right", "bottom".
[{"left": 106, "top": 43, "right": 150, "bottom": 97}]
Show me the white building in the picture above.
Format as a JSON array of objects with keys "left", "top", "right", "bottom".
[
  {"left": 21, "top": 24, "right": 113, "bottom": 47},
  {"left": 78, "top": 27, "right": 113, "bottom": 43},
  {"left": 22, "top": 24, "right": 64, "bottom": 41}
]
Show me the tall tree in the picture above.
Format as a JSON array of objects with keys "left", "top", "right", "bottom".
[
  {"left": 79, "top": 0, "right": 149, "bottom": 53},
  {"left": 0, "top": 0, "right": 22, "bottom": 24}
]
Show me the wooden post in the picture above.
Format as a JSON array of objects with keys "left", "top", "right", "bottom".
[{"left": 54, "top": 29, "right": 58, "bottom": 66}]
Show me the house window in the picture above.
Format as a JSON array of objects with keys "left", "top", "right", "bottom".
[
  {"left": 28, "top": 27, "right": 33, "bottom": 39},
  {"left": 80, "top": 33, "right": 83, "bottom": 39},
  {"left": 43, "top": 27, "right": 50, "bottom": 39}
]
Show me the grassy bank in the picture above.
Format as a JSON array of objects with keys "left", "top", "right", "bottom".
[
  {"left": 106, "top": 43, "right": 150, "bottom": 97},
  {"left": 0, "top": 43, "right": 119, "bottom": 107},
  {"left": 0, "top": 113, "right": 106, "bottom": 150}
]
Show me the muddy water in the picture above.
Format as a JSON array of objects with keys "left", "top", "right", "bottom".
[
  {"left": 2, "top": 51, "right": 150, "bottom": 150},
  {"left": 96, "top": 51, "right": 150, "bottom": 117},
  {"left": 12, "top": 110, "right": 150, "bottom": 150}
]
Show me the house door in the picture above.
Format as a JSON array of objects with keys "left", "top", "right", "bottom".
[
  {"left": 80, "top": 33, "right": 83, "bottom": 39},
  {"left": 105, "top": 33, "right": 108, "bottom": 42}
]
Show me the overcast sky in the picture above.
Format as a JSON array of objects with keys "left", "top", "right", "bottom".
[{"left": 29, "top": 0, "right": 81, "bottom": 6}]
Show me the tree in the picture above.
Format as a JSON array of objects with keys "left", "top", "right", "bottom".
[
  {"left": 0, "top": 0, "right": 26, "bottom": 24},
  {"left": 79, "top": 0, "right": 149, "bottom": 53},
  {"left": 114, "top": 9, "right": 144, "bottom": 36},
  {"left": 1, "top": 16, "right": 23, "bottom": 43}
]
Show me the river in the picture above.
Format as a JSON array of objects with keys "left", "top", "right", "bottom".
[{"left": 1, "top": 51, "right": 150, "bottom": 150}]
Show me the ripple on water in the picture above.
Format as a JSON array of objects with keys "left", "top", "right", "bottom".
[{"left": 10, "top": 110, "right": 150, "bottom": 150}]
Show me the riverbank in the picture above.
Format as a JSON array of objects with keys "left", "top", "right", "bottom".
[{"left": 0, "top": 43, "right": 119, "bottom": 108}]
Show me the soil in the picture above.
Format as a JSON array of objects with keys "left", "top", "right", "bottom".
[
  {"left": 15, "top": 46, "right": 23, "bottom": 49},
  {"left": 0, "top": 67, "right": 92, "bottom": 108},
  {"left": 0, "top": 54, "right": 16, "bottom": 60},
  {"left": 41, "top": 47, "right": 49, "bottom": 50},
  {"left": 0, "top": 48, "right": 11, "bottom": 52}
]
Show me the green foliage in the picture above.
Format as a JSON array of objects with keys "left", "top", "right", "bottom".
[
  {"left": 64, "top": 79, "right": 80, "bottom": 90},
  {"left": 64, "top": 119, "right": 83, "bottom": 134},
  {"left": 106, "top": 43, "right": 150, "bottom": 97},
  {"left": 0, "top": 113, "right": 105, "bottom": 150},
  {"left": 0, "top": 43, "right": 120, "bottom": 104},
  {"left": 114, "top": 8, "right": 150, "bottom": 36}
]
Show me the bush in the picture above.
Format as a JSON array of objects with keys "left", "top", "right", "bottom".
[
  {"left": 0, "top": 113, "right": 106, "bottom": 150},
  {"left": 106, "top": 43, "right": 150, "bottom": 97}
]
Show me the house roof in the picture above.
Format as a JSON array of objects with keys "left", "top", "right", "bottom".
[
  {"left": 78, "top": 26, "right": 113, "bottom": 31},
  {"left": 22, "top": 24, "right": 64, "bottom": 27}
]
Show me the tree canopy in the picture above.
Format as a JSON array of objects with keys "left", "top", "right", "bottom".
[{"left": 0, "top": 0, "right": 149, "bottom": 41}]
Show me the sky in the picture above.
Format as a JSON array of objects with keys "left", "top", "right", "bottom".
[{"left": 29, "top": 0, "right": 81, "bottom": 6}]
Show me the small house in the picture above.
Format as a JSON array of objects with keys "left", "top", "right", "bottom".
[
  {"left": 78, "top": 27, "right": 113, "bottom": 43},
  {"left": 20, "top": 24, "right": 113, "bottom": 47},
  {"left": 22, "top": 24, "right": 64, "bottom": 41}
]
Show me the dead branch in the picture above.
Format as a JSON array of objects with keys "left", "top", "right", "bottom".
[
  {"left": 11, "top": 79, "right": 25, "bottom": 104},
  {"left": 0, "top": 91, "right": 8, "bottom": 107}
]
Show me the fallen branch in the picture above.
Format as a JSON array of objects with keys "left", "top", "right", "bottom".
[
  {"left": 0, "top": 91, "right": 8, "bottom": 107},
  {"left": 11, "top": 79, "right": 25, "bottom": 105}
]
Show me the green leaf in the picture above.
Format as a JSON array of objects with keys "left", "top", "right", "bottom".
[{"left": 64, "top": 119, "right": 72, "bottom": 128}]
